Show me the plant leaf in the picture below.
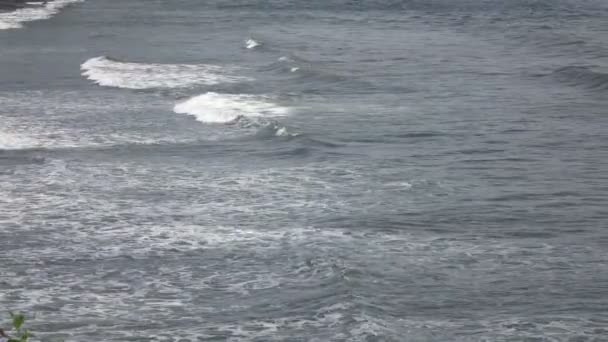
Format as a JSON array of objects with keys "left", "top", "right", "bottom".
[
  {"left": 11, "top": 313, "right": 24, "bottom": 331},
  {"left": 19, "top": 329, "right": 29, "bottom": 342}
]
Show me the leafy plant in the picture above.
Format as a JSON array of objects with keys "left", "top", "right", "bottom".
[{"left": 0, "top": 312, "right": 29, "bottom": 342}]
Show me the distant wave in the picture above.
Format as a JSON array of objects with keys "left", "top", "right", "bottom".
[
  {"left": 549, "top": 66, "right": 608, "bottom": 91},
  {"left": 269, "top": 55, "right": 306, "bottom": 74},
  {"left": 0, "top": 0, "right": 82, "bottom": 30},
  {"left": 173, "top": 92, "right": 289, "bottom": 124},
  {"left": 263, "top": 55, "right": 380, "bottom": 94},
  {"left": 268, "top": 55, "right": 350, "bottom": 81},
  {"left": 81, "top": 56, "right": 251, "bottom": 89}
]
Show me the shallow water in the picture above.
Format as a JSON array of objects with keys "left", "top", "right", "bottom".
[{"left": 1, "top": 0, "right": 607, "bottom": 341}]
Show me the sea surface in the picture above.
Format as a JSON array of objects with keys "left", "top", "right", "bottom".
[{"left": 1, "top": 0, "right": 607, "bottom": 341}]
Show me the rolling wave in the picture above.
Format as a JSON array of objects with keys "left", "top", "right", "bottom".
[
  {"left": 550, "top": 66, "right": 608, "bottom": 91},
  {"left": 173, "top": 92, "right": 289, "bottom": 124},
  {"left": 0, "top": 0, "right": 82, "bottom": 30},
  {"left": 81, "top": 56, "right": 251, "bottom": 89}
]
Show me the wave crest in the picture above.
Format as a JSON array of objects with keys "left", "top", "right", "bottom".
[
  {"left": 81, "top": 56, "right": 251, "bottom": 89},
  {"left": 0, "top": 0, "right": 82, "bottom": 30},
  {"left": 173, "top": 92, "right": 289, "bottom": 124},
  {"left": 245, "top": 38, "right": 261, "bottom": 49}
]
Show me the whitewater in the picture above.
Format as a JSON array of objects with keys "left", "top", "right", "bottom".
[
  {"left": 1, "top": 0, "right": 607, "bottom": 341},
  {"left": 0, "top": 0, "right": 82, "bottom": 29},
  {"left": 81, "top": 56, "right": 252, "bottom": 89}
]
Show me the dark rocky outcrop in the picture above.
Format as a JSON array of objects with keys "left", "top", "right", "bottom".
[
  {"left": 0, "top": 0, "right": 46, "bottom": 11},
  {"left": 0, "top": 0, "right": 26, "bottom": 11}
]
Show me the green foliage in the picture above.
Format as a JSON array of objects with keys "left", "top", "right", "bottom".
[
  {"left": 10, "top": 313, "right": 24, "bottom": 331},
  {"left": 2, "top": 312, "right": 29, "bottom": 342}
]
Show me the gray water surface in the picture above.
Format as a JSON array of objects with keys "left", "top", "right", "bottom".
[{"left": 1, "top": 0, "right": 607, "bottom": 341}]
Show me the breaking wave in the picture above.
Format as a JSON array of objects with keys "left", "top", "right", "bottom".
[
  {"left": 173, "top": 92, "right": 289, "bottom": 124},
  {"left": 0, "top": 0, "right": 82, "bottom": 30},
  {"left": 81, "top": 56, "right": 251, "bottom": 89},
  {"left": 245, "top": 38, "right": 260, "bottom": 49}
]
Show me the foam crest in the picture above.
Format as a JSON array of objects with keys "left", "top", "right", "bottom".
[
  {"left": 0, "top": 0, "right": 82, "bottom": 30},
  {"left": 173, "top": 92, "right": 289, "bottom": 124},
  {"left": 246, "top": 38, "right": 260, "bottom": 49},
  {"left": 81, "top": 56, "right": 250, "bottom": 89},
  {"left": 0, "top": 130, "right": 38, "bottom": 150}
]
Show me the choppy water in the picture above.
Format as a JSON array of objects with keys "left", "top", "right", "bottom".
[{"left": 1, "top": 1, "right": 607, "bottom": 341}]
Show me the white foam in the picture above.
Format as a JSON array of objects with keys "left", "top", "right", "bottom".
[
  {"left": 0, "top": 89, "right": 194, "bottom": 148},
  {"left": 0, "top": 0, "right": 82, "bottom": 30},
  {"left": 173, "top": 92, "right": 289, "bottom": 124},
  {"left": 275, "top": 126, "right": 289, "bottom": 136},
  {"left": 271, "top": 124, "right": 299, "bottom": 137},
  {"left": 0, "top": 130, "right": 38, "bottom": 150},
  {"left": 246, "top": 38, "right": 260, "bottom": 49},
  {"left": 81, "top": 56, "right": 250, "bottom": 89}
]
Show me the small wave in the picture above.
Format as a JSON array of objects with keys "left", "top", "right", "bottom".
[
  {"left": 267, "top": 55, "right": 377, "bottom": 93},
  {"left": 269, "top": 56, "right": 329, "bottom": 79},
  {"left": 245, "top": 38, "right": 260, "bottom": 49},
  {"left": 275, "top": 126, "right": 295, "bottom": 137},
  {"left": 253, "top": 122, "right": 299, "bottom": 139},
  {"left": 269, "top": 55, "right": 309, "bottom": 71},
  {"left": 549, "top": 66, "right": 608, "bottom": 91},
  {"left": 173, "top": 92, "right": 289, "bottom": 124},
  {"left": 0, "top": 0, "right": 82, "bottom": 30},
  {"left": 81, "top": 56, "right": 251, "bottom": 89}
]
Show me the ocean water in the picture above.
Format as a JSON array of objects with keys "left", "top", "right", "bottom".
[{"left": 1, "top": 0, "right": 607, "bottom": 341}]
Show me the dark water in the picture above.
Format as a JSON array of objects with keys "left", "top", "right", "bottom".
[{"left": 1, "top": 0, "right": 607, "bottom": 341}]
